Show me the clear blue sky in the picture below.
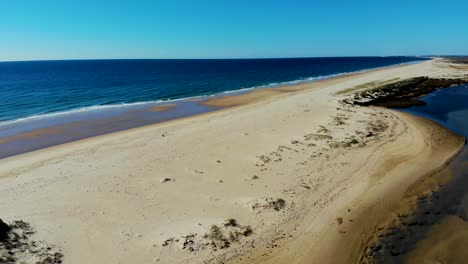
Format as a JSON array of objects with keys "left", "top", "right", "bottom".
[{"left": 1, "top": 0, "right": 467, "bottom": 60}]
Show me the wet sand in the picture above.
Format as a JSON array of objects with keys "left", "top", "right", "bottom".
[
  {"left": 360, "top": 147, "right": 468, "bottom": 263},
  {"left": 0, "top": 58, "right": 467, "bottom": 264},
  {"left": 359, "top": 84, "right": 468, "bottom": 264},
  {"left": 406, "top": 216, "right": 468, "bottom": 263},
  {"left": 148, "top": 104, "right": 177, "bottom": 112},
  {"left": 0, "top": 101, "right": 218, "bottom": 159}
]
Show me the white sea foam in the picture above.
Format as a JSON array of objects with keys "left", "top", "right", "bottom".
[{"left": 0, "top": 101, "right": 161, "bottom": 127}]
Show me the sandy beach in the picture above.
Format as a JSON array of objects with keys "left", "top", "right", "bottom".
[{"left": 0, "top": 58, "right": 467, "bottom": 264}]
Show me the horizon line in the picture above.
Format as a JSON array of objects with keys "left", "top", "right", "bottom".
[{"left": 0, "top": 55, "right": 439, "bottom": 63}]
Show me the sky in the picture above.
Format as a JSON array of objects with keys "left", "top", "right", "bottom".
[{"left": 1, "top": 0, "right": 468, "bottom": 61}]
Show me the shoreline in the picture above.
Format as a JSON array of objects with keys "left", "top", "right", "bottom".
[
  {"left": 359, "top": 84, "right": 468, "bottom": 263},
  {"left": 0, "top": 58, "right": 426, "bottom": 126},
  {"left": 0, "top": 60, "right": 427, "bottom": 160},
  {"left": 0, "top": 58, "right": 467, "bottom": 264},
  {"left": 349, "top": 114, "right": 466, "bottom": 264},
  {"left": 360, "top": 144, "right": 467, "bottom": 263}
]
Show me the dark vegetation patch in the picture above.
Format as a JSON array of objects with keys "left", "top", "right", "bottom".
[
  {"left": 0, "top": 219, "right": 62, "bottom": 264},
  {"left": 162, "top": 219, "right": 253, "bottom": 252},
  {"left": 251, "top": 198, "right": 286, "bottom": 212},
  {"left": 346, "top": 77, "right": 468, "bottom": 108},
  {"left": 446, "top": 56, "right": 468, "bottom": 64}
]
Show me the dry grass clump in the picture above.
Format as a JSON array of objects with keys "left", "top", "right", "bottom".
[
  {"left": 251, "top": 198, "right": 287, "bottom": 212},
  {"left": 317, "top": 125, "right": 331, "bottom": 134},
  {"left": 333, "top": 116, "right": 349, "bottom": 126},
  {"left": 367, "top": 119, "right": 388, "bottom": 133},
  {"left": 0, "top": 219, "right": 62, "bottom": 264},
  {"left": 304, "top": 134, "right": 333, "bottom": 141},
  {"left": 162, "top": 219, "right": 253, "bottom": 252}
]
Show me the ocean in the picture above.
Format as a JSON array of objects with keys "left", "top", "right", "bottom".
[{"left": 0, "top": 57, "right": 426, "bottom": 124}]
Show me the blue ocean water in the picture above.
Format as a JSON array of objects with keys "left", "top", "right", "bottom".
[{"left": 0, "top": 57, "right": 427, "bottom": 124}]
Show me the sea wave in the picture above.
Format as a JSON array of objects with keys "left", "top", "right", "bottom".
[{"left": 0, "top": 60, "right": 423, "bottom": 129}]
